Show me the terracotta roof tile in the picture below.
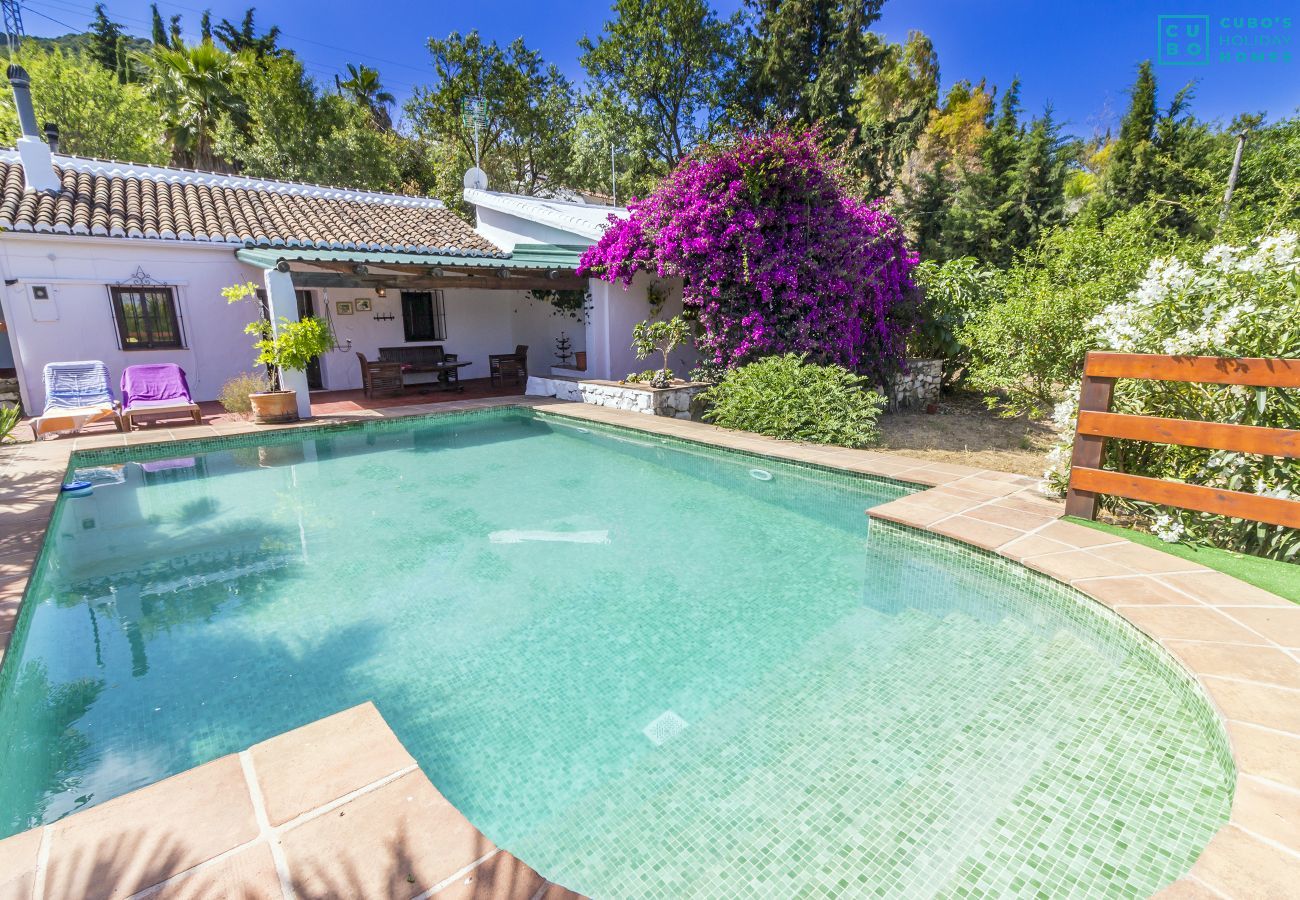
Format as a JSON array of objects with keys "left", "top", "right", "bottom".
[{"left": 0, "top": 154, "right": 505, "bottom": 258}]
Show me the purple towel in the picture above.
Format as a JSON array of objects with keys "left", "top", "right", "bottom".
[{"left": 121, "top": 364, "right": 193, "bottom": 409}]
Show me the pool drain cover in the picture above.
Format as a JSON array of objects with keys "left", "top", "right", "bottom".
[{"left": 643, "top": 710, "right": 689, "bottom": 746}]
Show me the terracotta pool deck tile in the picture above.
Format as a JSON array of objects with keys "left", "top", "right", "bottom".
[
  {"left": 1200, "top": 676, "right": 1300, "bottom": 735},
  {"left": 1032, "top": 519, "right": 1129, "bottom": 549},
  {"left": 44, "top": 755, "right": 258, "bottom": 900},
  {"left": 0, "top": 823, "right": 41, "bottom": 900},
  {"left": 1149, "top": 879, "right": 1222, "bottom": 899},
  {"left": 1229, "top": 776, "right": 1300, "bottom": 853},
  {"left": 1117, "top": 606, "right": 1265, "bottom": 646},
  {"left": 1164, "top": 641, "right": 1300, "bottom": 690},
  {"left": 997, "top": 532, "right": 1077, "bottom": 562},
  {"left": 1021, "top": 549, "right": 1139, "bottom": 584},
  {"left": 280, "top": 770, "right": 495, "bottom": 899},
  {"left": 250, "top": 702, "right": 416, "bottom": 826},
  {"left": 1156, "top": 571, "right": 1295, "bottom": 608},
  {"left": 1089, "top": 542, "right": 1212, "bottom": 576},
  {"left": 1188, "top": 825, "right": 1300, "bottom": 898},
  {"left": 149, "top": 842, "right": 284, "bottom": 900},
  {"left": 1222, "top": 606, "right": 1300, "bottom": 649},
  {"left": 962, "top": 502, "right": 1058, "bottom": 532},
  {"left": 930, "top": 515, "right": 1025, "bottom": 551},
  {"left": 430, "top": 851, "right": 547, "bottom": 899},
  {"left": 866, "top": 498, "right": 955, "bottom": 529},
  {"left": 1074, "top": 575, "right": 1202, "bottom": 609},
  {"left": 1226, "top": 721, "right": 1300, "bottom": 792},
  {"left": 988, "top": 493, "right": 1065, "bottom": 517}
]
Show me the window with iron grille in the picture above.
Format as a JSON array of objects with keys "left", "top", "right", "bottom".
[
  {"left": 401, "top": 290, "right": 446, "bottom": 342},
  {"left": 110, "top": 286, "right": 183, "bottom": 349}
]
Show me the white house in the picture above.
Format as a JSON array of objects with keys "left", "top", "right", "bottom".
[{"left": 0, "top": 67, "right": 693, "bottom": 420}]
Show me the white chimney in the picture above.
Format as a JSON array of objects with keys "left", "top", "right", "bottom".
[{"left": 7, "top": 65, "right": 61, "bottom": 193}]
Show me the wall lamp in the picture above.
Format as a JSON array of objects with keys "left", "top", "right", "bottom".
[{"left": 374, "top": 286, "right": 387, "bottom": 298}]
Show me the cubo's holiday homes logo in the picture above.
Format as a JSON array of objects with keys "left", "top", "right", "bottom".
[{"left": 1158, "top": 13, "right": 1293, "bottom": 65}]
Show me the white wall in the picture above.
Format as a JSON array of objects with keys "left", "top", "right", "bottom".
[
  {"left": 585, "top": 273, "right": 697, "bottom": 381},
  {"left": 0, "top": 235, "right": 262, "bottom": 412}
]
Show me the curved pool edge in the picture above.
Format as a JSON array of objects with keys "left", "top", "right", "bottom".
[{"left": 0, "top": 395, "right": 1296, "bottom": 897}]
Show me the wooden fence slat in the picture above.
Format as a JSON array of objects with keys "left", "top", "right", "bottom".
[
  {"left": 1085, "top": 352, "right": 1300, "bottom": 387},
  {"left": 1077, "top": 410, "right": 1300, "bottom": 458},
  {"left": 1070, "top": 467, "right": 1300, "bottom": 529},
  {"left": 1062, "top": 372, "right": 1116, "bottom": 520}
]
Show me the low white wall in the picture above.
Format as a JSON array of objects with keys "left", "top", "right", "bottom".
[
  {"left": 585, "top": 273, "right": 698, "bottom": 382},
  {"left": 526, "top": 375, "right": 706, "bottom": 419}
]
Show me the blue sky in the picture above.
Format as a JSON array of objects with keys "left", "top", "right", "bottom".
[{"left": 21, "top": 0, "right": 1299, "bottom": 137}]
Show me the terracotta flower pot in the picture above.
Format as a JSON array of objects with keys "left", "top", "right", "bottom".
[
  {"left": 575, "top": 351, "right": 587, "bottom": 371},
  {"left": 249, "top": 390, "right": 299, "bottom": 424}
]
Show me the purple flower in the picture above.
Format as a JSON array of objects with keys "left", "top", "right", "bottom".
[{"left": 579, "top": 130, "right": 918, "bottom": 380}]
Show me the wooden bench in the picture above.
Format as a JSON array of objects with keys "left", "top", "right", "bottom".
[{"left": 378, "top": 346, "right": 468, "bottom": 391}]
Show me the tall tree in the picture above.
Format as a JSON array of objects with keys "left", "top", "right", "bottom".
[
  {"left": 200, "top": 10, "right": 213, "bottom": 43},
  {"left": 215, "top": 8, "right": 281, "bottom": 57},
  {"left": 87, "top": 4, "right": 127, "bottom": 80},
  {"left": 143, "top": 40, "right": 247, "bottom": 170},
  {"left": 406, "top": 32, "right": 575, "bottom": 204},
  {"left": 150, "top": 4, "right": 167, "bottom": 47},
  {"left": 854, "top": 30, "right": 939, "bottom": 195},
  {"left": 335, "top": 64, "right": 395, "bottom": 130},
  {"left": 578, "top": 0, "right": 736, "bottom": 193},
  {"left": 1102, "top": 60, "right": 1157, "bottom": 209},
  {"left": 740, "top": 0, "right": 890, "bottom": 158}
]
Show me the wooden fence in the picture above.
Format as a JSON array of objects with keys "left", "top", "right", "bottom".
[{"left": 1063, "top": 351, "right": 1300, "bottom": 529}]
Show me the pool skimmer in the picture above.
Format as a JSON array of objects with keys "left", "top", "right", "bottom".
[{"left": 643, "top": 710, "right": 689, "bottom": 746}]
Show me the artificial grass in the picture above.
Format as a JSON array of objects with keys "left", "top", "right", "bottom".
[{"left": 1065, "top": 516, "right": 1300, "bottom": 604}]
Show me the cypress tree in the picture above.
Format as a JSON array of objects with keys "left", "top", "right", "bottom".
[
  {"left": 150, "top": 4, "right": 168, "bottom": 46},
  {"left": 87, "top": 4, "right": 126, "bottom": 75},
  {"left": 1103, "top": 60, "right": 1157, "bottom": 207}
]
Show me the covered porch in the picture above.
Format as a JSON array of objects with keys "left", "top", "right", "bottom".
[{"left": 237, "top": 245, "right": 600, "bottom": 418}]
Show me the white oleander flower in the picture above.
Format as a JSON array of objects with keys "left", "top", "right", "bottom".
[{"left": 1152, "top": 514, "right": 1186, "bottom": 543}]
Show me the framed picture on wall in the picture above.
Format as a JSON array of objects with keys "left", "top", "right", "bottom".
[
  {"left": 336, "top": 300, "right": 354, "bottom": 315},
  {"left": 355, "top": 298, "right": 372, "bottom": 312}
]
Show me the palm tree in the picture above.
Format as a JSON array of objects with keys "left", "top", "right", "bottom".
[
  {"left": 142, "top": 40, "right": 246, "bottom": 170},
  {"left": 335, "top": 64, "right": 395, "bottom": 131}
]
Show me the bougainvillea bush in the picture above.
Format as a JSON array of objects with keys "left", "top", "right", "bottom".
[
  {"left": 578, "top": 130, "right": 919, "bottom": 382},
  {"left": 1044, "top": 231, "right": 1300, "bottom": 560}
]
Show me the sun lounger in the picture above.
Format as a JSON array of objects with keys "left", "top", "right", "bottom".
[
  {"left": 120, "top": 364, "right": 202, "bottom": 430},
  {"left": 31, "top": 360, "right": 120, "bottom": 440}
]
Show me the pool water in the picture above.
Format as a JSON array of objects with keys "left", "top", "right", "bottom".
[{"left": 0, "top": 409, "right": 1232, "bottom": 897}]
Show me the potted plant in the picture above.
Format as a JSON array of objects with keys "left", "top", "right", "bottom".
[
  {"left": 223, "top": 282, "right": 336, "bottom": 424},
  {"left": 626, "top": 315, "right": 691, "bottom": 388}
]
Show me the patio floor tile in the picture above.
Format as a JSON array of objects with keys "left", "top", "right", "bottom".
[
  {"left": 1223, "top": 606, "right": 1300, "bottom": 649},
  {"left": 1189, "top": 825, "right": 1300, "bottom": 898},
  {"left": 0, "top": 825, "right": 41, "bottom": 900},
  {"left": 1117, "top": 606, "right": 1264, "bottom": 645},
  {"left": 150, "top": 842, "right": 283, "bottom": 900},
  {"left": 1226, "top": 721, "right": 1300, "bottom": 791},
  {"left": 1089, "top": 541, "right": 1210, "bottom": 575},
  {"left": 1021, "top": 549, "right": 1138, "bottom": 583},
  {"left": 281, "top": 771, "right": 494, "bottom": 899},
  {"left": 431, "top": 851, "right": 547, "bottom": 900},
  {"left": 1157, "top": 571, "right": 1296, "bottom": 607},
  {"left": 250, "top": 702, "right": 416, "bottom": 826},
  {"left": 1199, "top": 676, "right": 1300, "bottom": 735},
  {"left": 44, "top": 755, "right": 258, "bottom": 900},
  {"left": 1074, "top": 575, "right": 1201, "bottom": 608},
  {"left": 930, "top": 514, "right": 1023, "bottom": 550},
  {"left": 1163, "top": 641, "right": 1300, "bottom": 690},
  {"left": 1229, "top": 777, "right": 1300, "bottom": 853}
]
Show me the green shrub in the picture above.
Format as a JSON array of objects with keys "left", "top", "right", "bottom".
[
  {"left": 0, "top": 404, "right": 20, "bottom": 442},
  {"left": 701, "top": 354, "right": 885, "bottom": 447},
  {"left": 962, "top": 206, "right": 1184, "bottom": 415},
  {"left": 217, "top": 372, "right": 270, "bottom": 416},
  {"left": 908, "top": 256, "right": 998, "bottom": 385},
  {"left": 1045, "top": 230, "right": 1300, "bottom": 560}
]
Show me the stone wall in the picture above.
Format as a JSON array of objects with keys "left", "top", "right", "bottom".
[
  {"left": 887, "top": 359, "right": 942, "bottom": 411},
  {"left": 526, "top": 376, "right": 707, "bottom": 420},
  {"left": 0, "top": 377, "right": 19, "bottom": 412}
]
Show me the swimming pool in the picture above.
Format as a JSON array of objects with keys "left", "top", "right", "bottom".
[{"left": 0, "top": 408, "right": 1232, "bottom": 896}]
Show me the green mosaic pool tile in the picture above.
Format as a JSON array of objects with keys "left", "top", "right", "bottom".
[{"left": 4, "top": 410, "right": 1232, "bottom": 897}]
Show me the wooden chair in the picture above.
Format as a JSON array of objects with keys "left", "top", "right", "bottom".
[
  {"left": 489, "top": 345, "right": 528, "bottom": 387},
  {"left": 356, "top": 352, "right": 404, "bottom": 399}
]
